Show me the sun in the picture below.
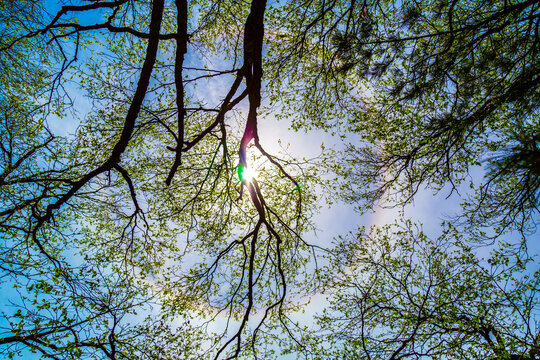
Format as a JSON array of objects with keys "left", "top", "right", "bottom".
[
  {"left": 241, "top": 166, "right": 257, "bottom": 183},
  {"left": 237, "top": 145, "right": 263, "bottom": 184}
]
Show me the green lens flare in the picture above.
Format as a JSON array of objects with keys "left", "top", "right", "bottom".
[{"left": 237, "top": 164, "right": 245, "bottom": 182}]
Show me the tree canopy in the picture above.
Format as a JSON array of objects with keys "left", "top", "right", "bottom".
[{"left": 0, "top": 0, "right": 538, "bottom": 359}]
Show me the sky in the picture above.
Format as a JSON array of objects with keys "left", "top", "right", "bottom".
[{"left": 1, "top": 1, "right": 539, "bottom": 359}]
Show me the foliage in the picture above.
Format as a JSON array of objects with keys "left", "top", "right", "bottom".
[
  {"left": 327, "top": 0, "right": 540, "bottom": 233},
  {"left": 0, "top": 0, "right": 319, "bottom": 358},
  {"left": 0, "top": 0, "right": 538, "bottom": 359},
  {"left": 307, "top": 222, "right": 540, "bottom": 359},
  {"left": 263, "top": 0, "right": 540, "bottom": 232}
]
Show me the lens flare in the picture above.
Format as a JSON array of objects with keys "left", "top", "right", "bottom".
[
  {"left": 237, "top": 164, "right": 257, "bottom": 183},
  {"left": 243, "top": 167, "right": 256, "bottom": 182}
]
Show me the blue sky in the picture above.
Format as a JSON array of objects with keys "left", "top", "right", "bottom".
[{"left": 1, "top": 1, "right": 539, "bottom": 359}]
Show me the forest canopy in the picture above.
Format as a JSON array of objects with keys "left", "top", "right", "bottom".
[{"left": 0, "top": 0, "right": 539, "bottom": 359}]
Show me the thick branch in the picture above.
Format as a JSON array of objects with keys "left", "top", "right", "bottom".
[
  {"left": 31, "top": 0, "right": 165, "bottom": 263},
  {"left": 239, "top": 0, "right": 267, "bottom": 167},
  {"left": 165, "top": 0, "right": 189, "bottom": 186}
]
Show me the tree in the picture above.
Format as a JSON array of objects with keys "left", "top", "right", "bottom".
[
  {"left": 321, "top": 0, "right": 540, "bottom": 234},
  {"left": 0, "top": 0, "right": 538, "bottom": 359},
  {"left": 263, "top": 0, "right": 540, "bottom": 356},
  {"left": 1, "top": 0, "right": 321, "bottom": 358},
  {"left": 306, "top": 222, "right": 540, "bottom": 360},
  {"left": 261, "top": 0, "right": 539, "bottom": 234}
]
